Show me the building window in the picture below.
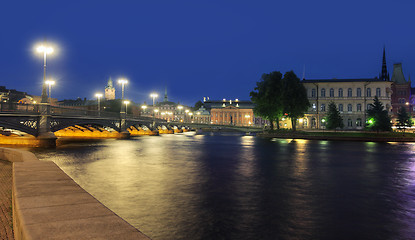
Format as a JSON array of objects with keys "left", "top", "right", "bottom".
[
  {"left": 339, "top": 104, "right": 343, "bottom": 112},
  {"left": 330, "top": 88, "right": 334, "bottom": 97},
  {"left": 367, "top": 88, "right": 371, "bottom": 97},
  {"left": 356, "top": 118, "right": 362, "bottom": 127},
  {"left": 357, "top": 88, "right": 361, "bottom": 97},
  {"left": 348, "top": 119, "right": 352, "bottom": 127},
  {"left": 367, "top": 104, "right": 372, "bottom": 110},
  {"left": 304, "top": 118, "right": 308, "bottom": 127},
  {"left": 311, "top": 89, "right": 316, "bottom": 98},
  {"left": 321, "top": 88, "right": 326, "bottom": 97},
  {"left": 321, "top": 104, "right": 326, "bottom": 112},
  {"left": 348, "top": 88, "right": 352, "bottom": 97},
  {"left": 376, "top": 88, "right": 381, "bottom": 97},
  {"left": 398, "top": 98, "right": 405, "bottom": 104},
  {"left": 338, "top": 88, "right": 343, "bottom": 97},
  {"left": 357, "top": 104, "right": 361, "bottom": 112},
  {"left": 347, "top": 104, "right": 352, "bottom": 112}
]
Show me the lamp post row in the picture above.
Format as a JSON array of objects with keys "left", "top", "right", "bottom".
[{"left": 35, "top": 42, "right": 191, "bottom": 125}]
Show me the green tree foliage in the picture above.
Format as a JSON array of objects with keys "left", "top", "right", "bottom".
[
  {"left": 366, "top": 96, "right": 392, "bottom": 132},
  {"left": 396, "top": 106, "right": 413, "bottom": 132},
  {"left": 282, "top": 71, "right": 310, "bottom": 131},
  {"left": 250, "top": 71, "right": 284, "bottom": 130},
  {"left": 192, "top": 100, "right": 204, "bottom": 111},
  {"left": 325, "top": 102, "right": 344, "bottom": 130}
]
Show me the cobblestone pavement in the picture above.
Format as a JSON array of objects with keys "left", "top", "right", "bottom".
[{"left": 0, "top": 160, "right": 13, "bottom": 240}]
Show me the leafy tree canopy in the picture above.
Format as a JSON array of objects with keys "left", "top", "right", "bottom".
[
  {"left": 250, "top": 71, "right": 284, "bottom": 130},
  {"left": 282, "top": 71, "right": 310, "bottom": 131},
  {"left": 192, "top": 100, "right": 204, "bottom": 111}
]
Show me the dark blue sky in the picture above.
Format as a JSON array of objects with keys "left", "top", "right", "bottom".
[{"left": 1, "top": 0, "right": 414, "bottom": 106}]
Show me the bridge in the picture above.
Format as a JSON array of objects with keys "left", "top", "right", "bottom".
[
  {"left": 0, "top": 103, "right": 264, "bottom": 147},
  {"left": 0, "top": 102, "right": 173, "bottom": 146}
]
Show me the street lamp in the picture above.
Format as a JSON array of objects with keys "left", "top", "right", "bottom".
[
  {"left": 124, "top": 100, "right": 130, "bottom": 115},
  {"left": 45, "top": 80, "right": 55, "bottom": 104},
  {"left": 177, "top": 105, "right": 183, "bottom": 121},
  {"left": 118, "top": 78, "right": 128, "bottom": 114},
  {"left": 150, "top": 93, "right": 158, "bottom": 123},
  {"left": 95, "top": 93, "right": 103, "bottom": 116},
  {"left": 36, "top": 44, "right": 54, "bottom": 103}
]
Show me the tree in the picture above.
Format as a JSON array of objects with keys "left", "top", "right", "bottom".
[
  {"left": 192, "top": 100, "right": 204, "bottom": 111},
  {"left": 250, "top": 71, "right": 284, "bottom": 130},
  {"left": 396, "top": 106, "right": 412, "bottom": 133},
  {"left": 282, "top": 71, "right": 310, "bottom": 131},
  {"left": 325, "top": 102, "right": 344, "bottom": 130},
  {"left": 366, "top": 96, "right": 392, "bottom": 132}
]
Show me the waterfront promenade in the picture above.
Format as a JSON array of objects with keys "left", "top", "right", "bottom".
[
  {"left": 0, "top": 160, "right": 13, "bottom": 239},
  {"left": 0, "top": 148, "right": 150, "bottom": 240}
]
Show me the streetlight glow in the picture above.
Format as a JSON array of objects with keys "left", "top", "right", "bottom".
[
  {"left": 95, "top": 93, "right": 103, "bottom": 116},
  {"left": 45, "top": 80, "right": 55, "bottom": 103},
  {"left": 35, "top": 42, "right": 56, "bottom": 103}
]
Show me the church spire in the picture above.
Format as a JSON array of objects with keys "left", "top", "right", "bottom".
[
  {"left": 164, "top": 87, "right": 168, "bottom": 102},
  {"left": 380, "top": 47, "right": 389, "bottom": 81}
]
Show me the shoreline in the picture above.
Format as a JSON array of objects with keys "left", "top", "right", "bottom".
[{"left": 257, "top": 131, "right": 415, "bottom": 142}]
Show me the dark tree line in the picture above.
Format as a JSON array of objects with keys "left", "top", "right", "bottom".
[{"left": 250, "top": 71, "right": 309, "bottom": 131}]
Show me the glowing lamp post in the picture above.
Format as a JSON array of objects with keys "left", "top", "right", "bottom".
[
  {"left": 95, "top": 93, "right": 103, "bottom": 116},
  {"left": 141, "top": 105, "right": 147, "bottom": 115},
  {"left": 118, "top": 78, "right": 128, "bottom": 114},
  {"left": 185, "top": 109, "right": 189, "bottom": 123},
  {"left": 150, "top": 93, "right": 158, "bottom": 124},
  {"left": 124, "top": 100, "right": 130, "bottom": 115},
  {"left": 36, "top": 44, "right": 54, "bottom": 104},
  {"left": 177, "top": 105, "right": 183, "bottom": 121},
  {"left": 45, "top": 80, "right": 55, "bottom": 104}
]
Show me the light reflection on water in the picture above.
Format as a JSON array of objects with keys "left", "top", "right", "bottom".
[{"left": 33, "top": 135, "right": 415, "bottom": 240}]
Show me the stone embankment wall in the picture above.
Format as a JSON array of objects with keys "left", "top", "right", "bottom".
[{"left": 0, "top": 147, "right": 150, "bottom": 240}]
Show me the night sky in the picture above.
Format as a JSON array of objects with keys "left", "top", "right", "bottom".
[{"left": 1, "top": 1, "right": 414, "bottom": 106}]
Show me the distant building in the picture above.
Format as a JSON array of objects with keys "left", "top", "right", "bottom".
[
  {"left": 105, "top": 77, "right": 115, "bottom": 100},
  {"left": 204, "top": 99, "right": 255, "bottom": 126},
  {"left": 390, "top": 63, "right": 412, "bottom": 116},
  {"left": 194, "top": 106, "right": 211, "bottom": 124},
  {"left": 302, "top": 78, "right": 392, "bottom": 129}
]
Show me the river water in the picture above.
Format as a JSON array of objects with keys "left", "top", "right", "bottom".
[{"left": 33, "top": 133, "right": 415, "bottom": 240}]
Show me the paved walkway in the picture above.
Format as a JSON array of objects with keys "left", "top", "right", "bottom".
[{"left": 0, "top": 160, "right": 13, "bottom": 240}]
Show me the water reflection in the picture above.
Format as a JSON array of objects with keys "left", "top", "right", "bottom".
[{"left": 33, "top": 135, "right": 415, "bottom": 240}]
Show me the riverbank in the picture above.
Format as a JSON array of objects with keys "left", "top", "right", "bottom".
[
  {"left": 257, "top": 130, "right": 415, "bottom": 142},
  {"left": 0, "top": 147, "right": 150, "bottom": 239},
  {"left": 0, "top": 160, "right": 13, "bottom": 239}
]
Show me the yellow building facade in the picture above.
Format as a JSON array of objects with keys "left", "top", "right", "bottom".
[{"left": 301, "top": 78, "right": 392, "bottom": 129}]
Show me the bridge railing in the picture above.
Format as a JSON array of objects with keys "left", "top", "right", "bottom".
[
  {"left": 0, "top": 102, "right": 163, "bottom": 122},
  {"left": 0, "top": 102, "right": 40, "bottom": 114}
]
